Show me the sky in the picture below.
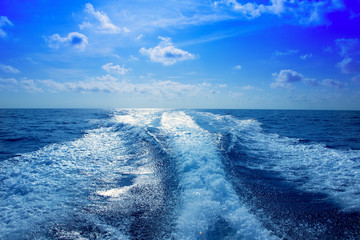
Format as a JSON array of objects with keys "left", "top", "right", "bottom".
[{"left": 0, "top": 0, "right": 360, "bottom": 109}]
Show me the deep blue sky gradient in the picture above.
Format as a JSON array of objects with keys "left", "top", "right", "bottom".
[{"left": 1, "top": 0, "right": 360, "bottom": 109}]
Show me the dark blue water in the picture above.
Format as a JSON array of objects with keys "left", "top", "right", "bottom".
[{"left": 0, "top": 109, "right": 359, "bottom": 239}]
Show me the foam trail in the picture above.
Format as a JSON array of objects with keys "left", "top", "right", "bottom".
[
  {"left": 195, "top": 112, "right": 360, "bottom": 211},
  {"left": 160, "top": 111, "right": 277, "bottom": 240},
  {"left": 0, "top": 126, "right": 131, "bottom": 239},
  {"left": 0, "top": 110, "right": 171, "bottom": 239}
]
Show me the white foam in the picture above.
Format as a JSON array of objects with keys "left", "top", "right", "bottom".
[
  {"left": 160, "top": 111, "right": 277, "bottom": 240},
  {"left": 0, "top": 118, "right": 163, "bottom": 239},
  {"left": 113, "top": 108, "right": 164, "bottom": 127},
  {"left": 197, "top": 111, "right": 360, "bottom": 211},
  {"left": 97, "top": 186, "right": 132, "bottom": 198}
]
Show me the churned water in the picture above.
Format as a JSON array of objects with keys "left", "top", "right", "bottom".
[{"left": 0, "top": 109, "right": 359, "bottom": 239}]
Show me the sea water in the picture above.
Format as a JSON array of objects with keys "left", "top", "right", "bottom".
[{"left": 0, "top": 109, "right": 359, "bottom": 239}]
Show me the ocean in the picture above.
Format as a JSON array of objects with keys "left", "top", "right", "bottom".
[{"left": 0, "top": 109, "right": 359, "bottom": 239}]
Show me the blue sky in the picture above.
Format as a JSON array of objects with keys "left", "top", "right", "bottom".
[{"left": 1, "top": 0, "right": 360, "bottom": 109}]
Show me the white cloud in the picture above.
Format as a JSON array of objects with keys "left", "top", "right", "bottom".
[
  {"left": 300, "top": 53, "right": 313, "bottom": 60},
  {"left": 271, "top": 69, "right": 305, "bottom": 89},
  {"left": 0, "top": 77, "right": 17, "bottom": 84},
  {"left": 129, "top": 55, "right": 139, "bottom": 61},
  {"left": 20, "top": 79, "right": 42, "bottom": 93},
  {"left": 321, "top": 79, "right": 345, "bottom": 89},
  {"left": 0, "top": 77, "right": 17, "bottom": 90},
  {"left": 229, "top": 91, "right": 244, "bottom": 101},
  {"left": 80, "top": 3, "right": 128, "bottom": 34},
  {"left": 46, "top": 32, "right": 88, "bottom": 51},
  {"left": 274, "top": 49, "right": 298, "bottom": 57},
  {"left": 139, "top": 36, "right": 196, "bottom": 65},
  {"left": 0, "top": 64, "right": 20, "bottom": 74},
  {"left": 102, "top": 63, "right": 130, "bottom": 75},
  {"left": 272, "top": 69, "right": 346, "bottom": 89},
  {"left": 234, "top": 65, "right": 242, "bottom": 70},
  {"left": 337, "top": 57, "right": 360, "bottom": 74},
  {"left": 214, "top": 0, "right": 344, "bottom": 25},
  {"left": 36, "top": 75, "right": 214, "bottom": 98},
  {"left": 335, "top": 38, "right": 358, "bottom": 56},
  {"left": 0, "top": 16, "right": 13, "bottom": 39}
]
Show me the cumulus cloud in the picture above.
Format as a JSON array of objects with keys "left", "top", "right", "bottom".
[
  {"left": 0, "top": 64, "right": 20, "bottom": 74},
  {"left": 214, "top": 0, "right": 344, "bottom": 25},
  {"left": 0, "top": 16, "right": 13, "bottom": 39},
  {"left": 271, "top": 69, "right": 305, "bottom": 89},
  {"left": 102, "top": 63, "right": 130, "bottom": 75},
  {"left": 139, "top": 36, "right": 196, "bottom": 65},
  {"left": 272, "top": 69, "right": 346, "bottom": 89},
  {"left": 80, "top": 3, "right": 128, "bottom": 34},
  {"left": 46, "top": 32, "right": 88, "bottom": 50}
]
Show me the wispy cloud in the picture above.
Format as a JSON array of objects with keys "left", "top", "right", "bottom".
[
  {"left": 274, "top": 49, "right": 298, "bottom": 57},
  {"left": 321, "top": 79, "right": 345, "bottom": 89},
  {"left": 20, "top": 79, "right": 42, "bottom": 93},
  {"left": 337, "top": 57, "right": 360, "bottom": 74},
  {"left": 0, "top": 64, "right": 20, "bottom": 74},
  {"left": 140, "top": 36, "right": 196, "bottom": 65},
  {"left": 335, "top": 38, "right": 360, "bottom": 74},
  {"left": 102, "top": 63, "right": 130, "bottom": 75},
  {"left": 46, "top": 32, "right": 88, "bottom": 51},
  {"left": 0, "top": 77, "right": 17, "bottom": 85},
  {"left": 241, "top": 85, "right": 262, "bottom": 91},
  {"left": 300, "top": 53, "right": 313, "bottom": 60},
  {"left": 234, "top": 65, "right": 242, "bottom": 70},
  {"left": 335, "top": 38, "right": 358, "bottom": 56},
  {"left": 80, "top": 3, "right": 129, "bottom": 34},
  {"left": 0, "top": 77, "right": 17, "bottom": 90},
  {"left": 0, "top": 16, "right": 13, "bottom": 39},
  {"left": 213, "top": 0, "right": 344, "bottom": 25}
]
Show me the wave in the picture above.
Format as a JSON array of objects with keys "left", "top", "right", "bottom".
[{"left": 192, "top": 111, "right": 360, "bottom": 211}]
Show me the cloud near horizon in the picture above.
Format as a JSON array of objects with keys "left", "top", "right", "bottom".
[
  {"left": 140, "top": 36, "right": 196, "bottom": 66},
  {"left": 271, "top": 69, "right": 345, "bottom": 89},
  {"left": 3, "top": 75, "right": 216, "bottom": 99}
]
